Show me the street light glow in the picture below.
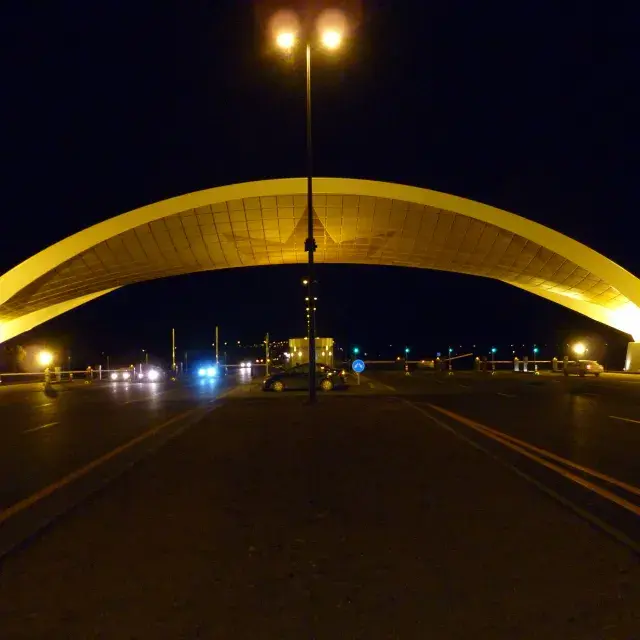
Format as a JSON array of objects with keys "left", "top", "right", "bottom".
[
  {"left": 572, "top": 342, "right": 587, "bottom": 356},
  {"left": 316, "top": 8, "right": 348, "bottom": 50},
  {"left": 321, "top": 29, "right": 342, "bottom": 50},
  {"left": 276, "top": 31, "right": 296, "bottom": 50},
  {"left": 37, "top": 350, "right": 54, "bottom": 367}
]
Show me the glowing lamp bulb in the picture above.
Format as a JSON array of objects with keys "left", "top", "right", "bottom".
[
  {"left": 321, "top": 29, "right": 342, "bottom": 49},
  {"left": 276, "top": 32, "right": 295, "bottom": 50}
]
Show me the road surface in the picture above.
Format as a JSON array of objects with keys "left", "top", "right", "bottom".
[{"left": 0, "top": 371, "right": 638, "bottom": 638}]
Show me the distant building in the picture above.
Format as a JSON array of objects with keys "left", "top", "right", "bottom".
[{"left": 289, "top": 337, "right": 334, "bottom": 368}]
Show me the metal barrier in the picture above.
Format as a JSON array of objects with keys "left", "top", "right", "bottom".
[{"left": 0, "top": 369, "right": 128, "bottom": 385}]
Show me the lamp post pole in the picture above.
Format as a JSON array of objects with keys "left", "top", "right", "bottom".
[
  {"left": 272, "top": 16, "right": 346, "bottom": 403},
  {"left": 305, "top": 40, "right": 317, "bottom": 403}
]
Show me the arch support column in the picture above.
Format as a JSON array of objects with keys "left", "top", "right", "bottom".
[{"left": 625, "top": 343, "right": 640, "bottom": 373}]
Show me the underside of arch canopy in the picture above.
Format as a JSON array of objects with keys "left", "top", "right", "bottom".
[{"left": 1, "top": 177, "right": 639, "bottom": 343}]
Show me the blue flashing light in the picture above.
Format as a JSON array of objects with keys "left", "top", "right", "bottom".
[
  {"left": 198, "top": 368, "right": 206, "bottom": 377},
  {"left": 206, "top": 367, "right": 217, "bottom": 377}
]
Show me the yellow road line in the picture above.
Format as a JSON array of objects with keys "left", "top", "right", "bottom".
[
  {"left": 610, "top": 415, "right": 640, "bottom": 426},
  {"left": 426, "top": 404, "right": 640, "bottom": 516},
  {"left": 0, "top": 388, "right": 235, "bottom": 525}
]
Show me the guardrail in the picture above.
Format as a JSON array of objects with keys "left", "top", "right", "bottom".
[{"left": 0, "top": 369, "right": 140, "bottom": 385}]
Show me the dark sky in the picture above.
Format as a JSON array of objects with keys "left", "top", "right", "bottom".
[{"left": 1, "top": 1, "right": 638, "bottom": 365}]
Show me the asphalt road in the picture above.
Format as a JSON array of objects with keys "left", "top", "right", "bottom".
[
  {"left": 1, "top": 370, "right": 639, "bottom": 638},
  {"left": 364, "top": 369, "right": 640, "bottom": 544},
  {"left": 0, "top": 373, "right": 247, "bottom": 555}
]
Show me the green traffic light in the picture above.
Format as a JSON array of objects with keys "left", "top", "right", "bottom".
[
  {"left": 353, "top": 347, "right": 359, "bottom": 354},
  {"left": 533, "top": 347, "right": 539, "bottom": 354},
  {"left": 491, "top": 347, "right": 497, "bottom": 354},
  {"left": 405, "top": 347, "right": 410, "bottom": 353}
]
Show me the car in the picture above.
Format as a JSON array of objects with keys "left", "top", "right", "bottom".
[
  {"left": 136, "top": 366, "right": 165, "bottom": 382},
  {"left": 563, "top": 359, "right": 604, "bottom": 377},
  {"left": 197, "top": 365, "right": 220, "bottom": 379},
  {"left": 109, "top": 369, "right": 134, "bottom": 382},
  {"left": 262, "top": 362, "right": 348, "bottom": 392}
]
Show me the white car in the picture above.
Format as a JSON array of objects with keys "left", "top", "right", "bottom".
[{"left": 563, "top": 360, "right": 604, "bottom": 377}]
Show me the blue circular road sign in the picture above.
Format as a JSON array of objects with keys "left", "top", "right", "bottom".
[{"left": 352, "top": 359, "right": 365, "bottom": 373}]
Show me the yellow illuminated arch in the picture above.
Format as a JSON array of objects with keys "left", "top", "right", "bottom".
[{"left": 1, "top": 177, "right": 639, "bottom": 343}]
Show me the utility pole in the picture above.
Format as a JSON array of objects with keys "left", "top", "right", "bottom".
[
  {"left": 215, "top": 326, "right": 219, "bottom": 365},
  {"left": 265, "top": 332, "right": 270, "bottom": 376},
  {"left": 184, "top": 351, "right": 188, "bottom": 373}
]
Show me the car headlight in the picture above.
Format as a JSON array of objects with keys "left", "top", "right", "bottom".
[
  {"left": 122, "top": 372, "right": 131, "bottom": 380},
  {"left": 148, "top": 369, "right": 160, "bottom": 381},
  {"left": 206, "top": 367, "right": 216, "bottom": 377},
  {"left": 110, "top": 372, "right": 118, "bottom": 381},
  {"left": 138, "top": 373, "right": 145, "bottom": 379},
  {"left": 198, "top": 368, "right": 206, "bottom": 377}
]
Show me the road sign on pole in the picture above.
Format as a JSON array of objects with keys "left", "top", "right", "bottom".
[{"left": 352, "top": 358, "right": 365, "bottom": 386}]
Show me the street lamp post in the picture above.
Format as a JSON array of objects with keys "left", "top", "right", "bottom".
[
  {"left": 273, "top": 12, "right": 346, "bottom": 403},
  {"left": 305, "top": 40, "right": 318, "bottom": 403}
]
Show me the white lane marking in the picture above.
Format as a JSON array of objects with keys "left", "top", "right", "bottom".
[
  {"left": 458, "top": 383, "right": 471, "bottom": 388},
  {"left": 368, "top": 382, "right": 375, "bottom": 388},
  {"left": 610, "top": 415, "right": 640, "bottom": 425},
  {"left": 497, "top": 392, "right": 517, "bottom": 398},
  {"left": 37, "top": 402, "right": 54, "bottom": 407},
  {"left": 23, "top": 422, "right": 60, "bottom": 434},
  {"left": 381, "top": 383, "right": 396, "bottom": 391}
]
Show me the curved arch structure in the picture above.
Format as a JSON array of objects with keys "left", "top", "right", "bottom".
[{"left": 1, "top": 178, "right": 639, "bottom": 344}]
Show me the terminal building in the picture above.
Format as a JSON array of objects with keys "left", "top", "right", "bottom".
[{"left": 289, "top": 337, "right": 334, "bottom": 368}]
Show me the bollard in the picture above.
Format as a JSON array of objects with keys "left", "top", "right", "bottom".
[
  {"left": 523, "top": 356, "right": 528, "bottom": 373},
  {"left": 514, "top": 357, "right": 520, "bottom": 372}
]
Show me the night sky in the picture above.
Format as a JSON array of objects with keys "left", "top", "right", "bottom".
[{"left": 1, "top": 1, "right": 638, "bottom": 366}]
